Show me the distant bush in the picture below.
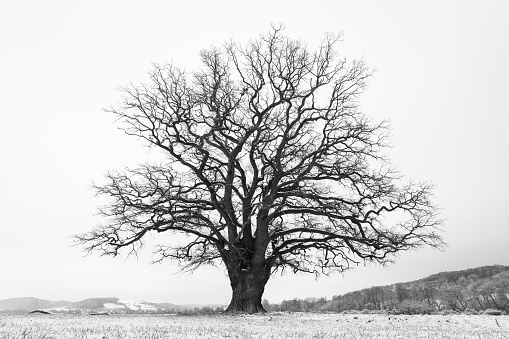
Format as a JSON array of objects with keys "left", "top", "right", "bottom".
[
  {"left": 482, "top": 309, "right": 504, "bottom": 316},
  {"left": 360, "top": 309, "right": 387, "bottom": 314},
  {"left": 177, "top": 306, "right": 224, "bottom": 316},
  {"left": 340, "top": 310, "right": 359, "bottom": 315},
  {"left": 461, "top": 308, "right": 478, "bottom": 315},
  {"left": 319, "top": 300, "right": 340, "bottom": 312},
  {"left": 368, "top": 310, "right": 388, "bottom": 315},
  {"left": 439, "top": 310, "right": 458, "bottom": 315},
  {"left": 394, "top": 301, "right": 434, "bottom": 315}
]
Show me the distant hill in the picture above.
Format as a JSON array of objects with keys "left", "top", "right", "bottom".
[
  {"left": 5, "top": 265, "right": 508, "bottom": 315},
  {"left": 318, "top": 264, "right": 509, "bottom": 313},
  {"left": 0, "top": 297, "right": 52, "bottom": 311},
  {"left": 419, "top": 265, "right": 509, "bottom": 284},
  {"left": 0, "top": 297, "right": 189, "bottom": 313},
  {"left": 266, "top": 265, "right": 509, "bottom": 314},
  {"left": 73, "top": 297, "right": 121, "bottom": 310}
]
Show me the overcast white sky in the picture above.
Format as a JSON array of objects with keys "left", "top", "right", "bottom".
[{"left": 1, "top": 0, "right": 508, "bottom": 305}]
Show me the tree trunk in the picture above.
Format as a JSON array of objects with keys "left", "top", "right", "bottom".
[{"left": 225, "top": 266, "right": 270, "bottom": 313}]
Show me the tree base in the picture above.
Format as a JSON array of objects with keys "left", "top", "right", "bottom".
[
  {"left": 225, "top": 267, "right": 269, "bottom": 314},
  {"left": 225, "top": 303, "right": 267, "bottom": 314}
]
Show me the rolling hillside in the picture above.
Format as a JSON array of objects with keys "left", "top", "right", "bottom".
[
  {"left": 3, "top": 265, "right": 508, "bottom": 314},
  {"left": 269, "top": 265, "right": 509, "bottom": 313},
  {"left": 0, "top": 297, "right": 181, "bottom": 313}
]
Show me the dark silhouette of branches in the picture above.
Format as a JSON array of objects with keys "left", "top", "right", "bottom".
[{"left": 75, "top": 25, "right": 444, "bottom": 313}]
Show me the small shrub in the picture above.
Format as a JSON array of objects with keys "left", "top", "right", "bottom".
[
  {"left": 341, "top": 310, "right": 358, "bottom": 315},
  {"left": 483, "top": 309, "right": 504, "bottom": 316},
  {"left": 388, "top": 309, "right": 402, "bottom": 315},
  {"left": 370, "top": 310, "right": 387, "bottom": 315},
  {"left": 462, "top": 308, "right": 478, "bottom": 315},
  {"left": 439, "top": 310, "right": 458, "bottom": 315}
]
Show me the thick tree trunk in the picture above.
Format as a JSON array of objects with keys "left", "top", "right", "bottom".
[{"left": 225, "top": 266, "right": 270, "bottom": 313}]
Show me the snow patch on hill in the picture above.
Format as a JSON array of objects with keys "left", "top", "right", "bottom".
[
  {"left": 104, "top": 303, "right": 127, "bottom": 309},
  {"left": 119, "top": 299, "right": 158, "bottom": 311}
]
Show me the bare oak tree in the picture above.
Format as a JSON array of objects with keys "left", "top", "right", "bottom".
[{"left": 75, "top": 27, "right": 444, "bottom": 313}]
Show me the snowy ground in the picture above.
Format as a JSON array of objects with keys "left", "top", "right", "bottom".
[{"left": 0, "top": 312, "right": 508, "bottom": 338}]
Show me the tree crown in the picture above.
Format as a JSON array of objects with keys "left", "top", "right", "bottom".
[{"left": 76, "top": 26, "right": 444, "bottom": 277}]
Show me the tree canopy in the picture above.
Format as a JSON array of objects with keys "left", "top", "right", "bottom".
[{"left": 76, "top": 26, "right": 444, "bottom": 313}]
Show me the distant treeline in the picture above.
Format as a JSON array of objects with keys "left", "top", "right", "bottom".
[{"left": 265, "top": 265, "right": 509, "bottom": 314}]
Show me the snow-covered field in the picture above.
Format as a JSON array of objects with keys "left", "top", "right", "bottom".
[{"left": 0, "top": 312, "right": 508, "bottom": 338}]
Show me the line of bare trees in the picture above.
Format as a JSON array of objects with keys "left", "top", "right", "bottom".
[{"left": 266, "top": 266, "right": 509, "bottom": 314}]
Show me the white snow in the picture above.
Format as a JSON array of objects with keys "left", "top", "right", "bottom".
[
  {"left": 103, "top": 303, "right": 127, "bottom": 309},
  {"left": 118, "top": 299, "right": 158, "bottom": 311}
]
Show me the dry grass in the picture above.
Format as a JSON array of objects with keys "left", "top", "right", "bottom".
[{"left": 0, "top": 312, "right": 508, "bottom": 339}]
